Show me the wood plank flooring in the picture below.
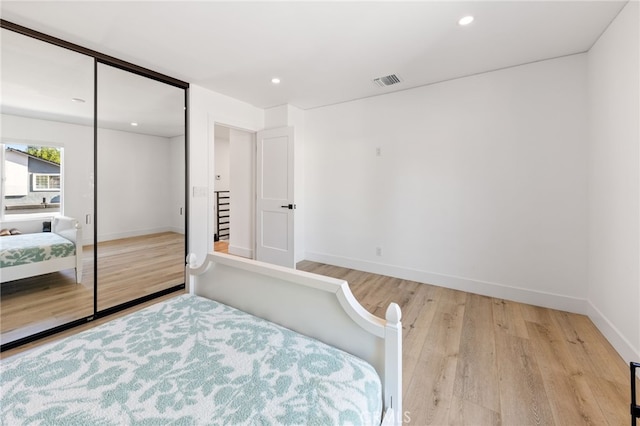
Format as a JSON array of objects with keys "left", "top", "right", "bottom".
[
  {"left": 96, "top": 232, "right": 184, "bottom": 310},
  {"left": 2, "top": 258, "right": 635, "bottom": 425},
  {"left": 214, "top": 240, "right": 229, "bottom": 254},
  {"left": 1, "top": 232, "right": 184, "bottom": 345},
  {"left": 297, "top": 261, "right": 634, "bottom": 426}
]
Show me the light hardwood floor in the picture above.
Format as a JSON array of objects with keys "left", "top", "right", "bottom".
[
  {"left": 1, "top": 232, "right": 184, "bottom": 345},
  {"left": 95, "top": 232, "right": 184, "bottom": 310},
  {"left": 214, "top": 240, "right": 229, "bottom": 254},
  {"left": 2, "top": 259, "right": 635, "bottom": 425},
  {"left": 296, "top": 261, "right": 634, "bottom": 426}
]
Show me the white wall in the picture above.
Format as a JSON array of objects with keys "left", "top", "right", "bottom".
[
  {"left": 214, "top": 137, "right": 230, "bottom": 192},
  {"left": 169, "top": 135, "right": 185, "bottom": 234},
  {"left": 229, "top": 128, "right": 255, "bottom": 258},
  {"left": 1, "top": 114, "right": 94, "bottom": 244},
  {"left": 290, "top": 106, "right": 306, "bottom": 264},
  {"left": 587, "top": 1, "right": 640, "bottom": 364},
  {"left": 2, "top": 114, "right": 186, "bottom": 243},
  {"left": 304, "top": 54, "right": 590, "bottom": 313},
  {"left": 97, "top": 128, "right": 178, "bottom": 241},
  {"left": 188, "top": 84, "right": 264, "bottom": 261}
]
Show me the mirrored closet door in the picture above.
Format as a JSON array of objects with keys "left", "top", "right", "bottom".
[
  {"left": 0, "top": 28, "right": 95, "bottom": 346},
  {"left": 96, "top": 63, "right": 186, "bottom": 312},
  {"left": 1, "top": 21, "right": 188, "bottom": 351}
]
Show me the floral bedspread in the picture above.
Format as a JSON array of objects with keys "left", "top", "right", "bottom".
[
  {"left": 0, "top": 232, "right": 75, "bottom": 268},
  {"left": 0, "top": 294, "right": 382, "bottom": 425}
]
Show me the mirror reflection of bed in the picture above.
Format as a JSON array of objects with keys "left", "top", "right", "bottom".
[
  {"left": 1, "top": 231, "right": 185, "bottom": 341},
  {"left": 1, "top": 219, "right": 93, "bottom": 343},
  {"left": 0, "top": 28, "right": 96, "bottom": 346}
]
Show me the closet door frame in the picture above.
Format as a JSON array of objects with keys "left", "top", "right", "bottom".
[{"left": 0, "top": 19, "right": 189, "bottom": 352}]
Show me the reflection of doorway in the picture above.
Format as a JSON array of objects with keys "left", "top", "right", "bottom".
[{"left": 212, "top": 124, "right": 255, "bottom": 259}]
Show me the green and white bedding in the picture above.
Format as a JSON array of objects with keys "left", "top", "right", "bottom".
[
  {"left": 0, "top": 294, "right": 382, "bottom": 425},
  {"left": 0, "top": 233, "right": 75, "bottom": 268}
]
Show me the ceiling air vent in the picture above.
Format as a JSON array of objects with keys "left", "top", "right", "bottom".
[{"left": 373, "top": 74, "right": 402, "bottom": 87}]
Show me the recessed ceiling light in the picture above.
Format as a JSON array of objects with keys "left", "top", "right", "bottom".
[
  {"left": 71, "top": 97, "right": 86, "bottom": 103},
  {"left": 458, "top": 15, "right": 474, "bottom": 26},
  {"left": 271, "top": 78, "right": 281, "bottom": 84},
  {"left": 130, "top": 122, "right": 139, "bottom": 127}
]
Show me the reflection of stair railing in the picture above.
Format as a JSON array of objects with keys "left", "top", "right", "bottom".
[
  {"left": 215, "top": 191, "right": 230, "bottom": 241},
  {"left": 632, "top": 362, "right": 639, "bottom": 426}
]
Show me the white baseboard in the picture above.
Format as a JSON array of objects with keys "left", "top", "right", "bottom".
[
  {"left": 304, "top": 251, "right": 587, "bottom": 314},
  {"left": 228, "top": 245, "right": 253, "bottom": 259},
  {"left": 587, "top": 301, "right": 640, "bottom": 367},
  {"left": 97, "top": 227, "right": 174, "bottom": 243},
  {"left": 305, "top": 251, "right": 640, "bottom": 370}
]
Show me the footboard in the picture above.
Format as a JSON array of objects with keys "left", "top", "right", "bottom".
[
  {"left": 52, "top": 216, "right": 82, "bottom": 283},
  {"left": 0, "top": 217, "right": 82, "bottom": 284},
  {"left": 187, "top": 252, "right": 403, "bottom": 425}
]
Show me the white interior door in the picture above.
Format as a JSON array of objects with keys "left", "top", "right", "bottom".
[{"left": 255, "top": 126, "right": 295, "bottom": 268}]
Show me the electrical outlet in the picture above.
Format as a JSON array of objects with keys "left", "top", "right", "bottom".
[{"left": 376, "top": 247, "right": 382, "bottom": 256}]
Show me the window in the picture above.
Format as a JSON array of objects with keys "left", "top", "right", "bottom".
[
  {"left": 1, "top": 144, "right": 63, "bottom": 217},
  {"left": 32, "top": 174, "right": 61, "bottom": 191}
]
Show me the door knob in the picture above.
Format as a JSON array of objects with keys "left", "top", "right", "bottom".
[{"left": 280, "top": 204, "right": 296, "bottom": 209}]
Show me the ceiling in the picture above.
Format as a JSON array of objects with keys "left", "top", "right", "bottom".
[
  {"left": 0, "top": 1, "right": 628, "bottom": 112},
  {"left": 1, "top": 27, "right": 186, "bottom": 138}
]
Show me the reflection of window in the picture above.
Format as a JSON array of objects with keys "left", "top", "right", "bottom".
[
  {"left": 1, "top": 144, "right": 63, "bottom": 217},
  {"left": 33, "top": 174, "right": 61, "bottom": 191}
]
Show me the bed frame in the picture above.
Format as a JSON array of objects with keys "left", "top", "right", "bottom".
[
  {"left": 187, "top": 252, "right": 403, "bottom": 425},
  {"left": 1, "top": 216, "right": 83, "bottom": 284}
]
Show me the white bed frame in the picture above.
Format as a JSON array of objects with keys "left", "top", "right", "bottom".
[
  {"left": 1, "top": 216, "right": 83, "bottom": 284},
  {"left": 187, "top": 252, "right": 403, "bottom": 425}
]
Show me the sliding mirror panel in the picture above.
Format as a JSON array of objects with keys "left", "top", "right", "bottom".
[
  {"left": 0, "top": 28, "right": 95, "bottom": 346},
  {"left": 96, "top": 63, "right": 185, "bottom": 311}
]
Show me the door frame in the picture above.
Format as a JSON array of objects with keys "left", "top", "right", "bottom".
[{"left": 207, "top": 115, "right": 260, "bottom": 258}]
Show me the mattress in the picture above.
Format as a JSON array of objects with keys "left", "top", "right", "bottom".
[
  {"left": 0, "top": 232, "right": 75, "bottom": 268},
  {"left": 0, "top": 294, "right": 382, "bottom": 425}
]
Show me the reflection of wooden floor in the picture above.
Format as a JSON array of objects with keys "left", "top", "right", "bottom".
[
  {"left": 0, "top": 269, "right": 93, "bottom": 344},
  {"left": 97, "top": 232, "right": 184, "bottom": 311},
  {"left": 1, "top": 232, "right": 184, "bottom": 346},
  {"left": 1, "top": 290, "right": 183, "bottom": 359}
]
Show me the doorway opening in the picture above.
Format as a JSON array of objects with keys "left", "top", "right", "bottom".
[{"left": 212, "top": 124, "right": 255, "bottom": 259}]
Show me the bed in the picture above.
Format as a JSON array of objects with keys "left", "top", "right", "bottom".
[
  {"left": 0, "top": 252, "right": 403, "bottom": 425},
  {"left": 0, "top": 216, "right": 83, "bottom": 284}
]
